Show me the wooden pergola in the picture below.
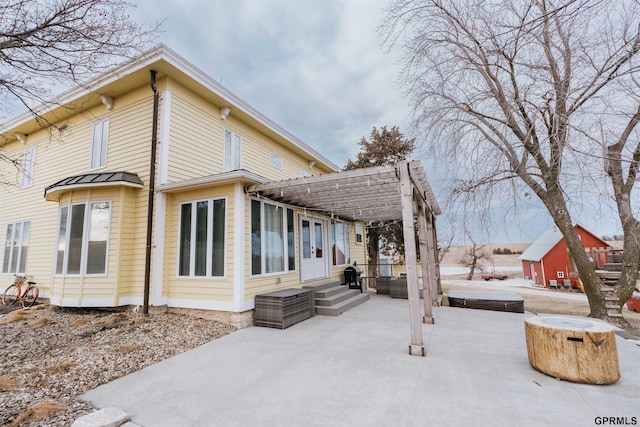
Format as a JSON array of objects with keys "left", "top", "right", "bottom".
[{"left": 246, "top": 160, "right": 441, "bottom": 356}]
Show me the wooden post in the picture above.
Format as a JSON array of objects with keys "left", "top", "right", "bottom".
[
  {"left": 399, "top": 162, "right": 425, "bottom": 356},
  {"left": 426, "top": 212, "right": 440, "bottom": 305},
  {"left": 417, "top": 201, "right": 434, "bottom": 324}
]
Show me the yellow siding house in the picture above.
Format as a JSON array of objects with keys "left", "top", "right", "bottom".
[{"left": 0, "top": 45, "right": 369, "bottom": 326}]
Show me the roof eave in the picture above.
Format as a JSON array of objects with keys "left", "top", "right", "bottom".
[
  {"left": 157, "top": 170, "right": 268, "bottom": 193},
  {"left": 0, "top": 45, "right": 339, "bottom": 172}
]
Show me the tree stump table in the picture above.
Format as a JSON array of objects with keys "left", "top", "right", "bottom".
[{"left": 524, "top": 316, "right": 620, "bottom": 384}]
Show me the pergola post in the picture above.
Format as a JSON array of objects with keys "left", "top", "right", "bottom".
[
  {"left": 429, "top": 214, "right": 442, "bottom": 300},
  {"left": 399, "top": 162, "right": 425, "bottom": 356},
  {"left": 417, "top": 202, "right": 434, "bottom": 324},
  {"left": 426, "top": 212, "right": 439, "bottom": 306}
]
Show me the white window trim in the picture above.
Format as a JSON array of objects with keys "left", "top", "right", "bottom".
[
  {"left": 21, "top": 147, "right": 36, "bottom": 189},
  {"left": 90, "top": 118, "right": 110, "bottom": 170},
  {"left": 223, "top": 129, "right": 242, "bottom": 172},
  {"left": 355, "top": 223, "right": 363, "bottom": 244},
  {"left": 54, "top": 200, "right": 111, "bottom": 277},
  {"left": 2, "top": 220, "right": 30, "bottom": 274},
  {"left": 176, "top": 197, "right": 227, "bottom": 279},
  {"left": 250, "top": 199, "right": 296, "bottom": 277}
]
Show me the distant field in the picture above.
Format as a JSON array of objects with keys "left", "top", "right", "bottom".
[{"left": 441, "top": 243, "right": 530, "bottom": 268}]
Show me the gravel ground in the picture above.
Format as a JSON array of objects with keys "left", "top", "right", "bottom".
[{"left": 0, "top": 304, "right": 236, "bottom": 426}]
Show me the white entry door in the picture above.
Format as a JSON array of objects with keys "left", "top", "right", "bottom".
[{"left": 300, "top": 217, "right": 327, "bottom": 281}]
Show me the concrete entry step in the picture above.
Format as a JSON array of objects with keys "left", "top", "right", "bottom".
[
  {"left": 302, "top": 280, "right": 369, "bottom": 316},
  {"left": 302, "top": 280, "right": 341, "bottom": 293},
  {"left": 315, "top": 287, "right": 362, "bottom": 306},
  {"left": 313, "top": 285, "right": 352, "bottom": 299},
  {"left": 315, "top": 292, "right": 370, "bottom": 316}
]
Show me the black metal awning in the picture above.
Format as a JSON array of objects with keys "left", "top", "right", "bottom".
[{"left": 44, "top": 171, "right": 144, "bottom": 201}]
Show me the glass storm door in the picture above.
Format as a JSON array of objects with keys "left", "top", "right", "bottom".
[{"left": 300, "top": 217, "right": 327, "bottom": 281}]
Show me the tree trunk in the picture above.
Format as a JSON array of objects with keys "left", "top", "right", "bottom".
[
  {"left": 544, "top": 190, "right": 608, "bottom": 319},
  {"left": 466, "top": 255, "right": 477, "bottom": 280},
  {"left": 368, "top": 229, "right": 380, "bottom": 289}
]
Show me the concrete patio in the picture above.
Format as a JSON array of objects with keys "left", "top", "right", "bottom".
[{"left": 82, "top": 294, "right": 640, "bottom": 427}]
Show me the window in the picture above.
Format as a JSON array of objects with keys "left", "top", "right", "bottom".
[
  {"left": 90, "top": 118, "right": 110, "bottom": 169},
  {"left": 55, "top": 201, "right": 110, "bottom": 275},
  {"left": 331, "top": 221, "right": 350, "bottom": 266},
  {"left": 557, "top": 271, "right": 565, "bottom": 278},
  {"left": 251, "top": 199, "right": 295, "bottom": 275},
  {"left": 224, "top": 129, "right": 242, "bottom": 171},
  {"left": 178, "top": 198, "right": 226, "bottom": 277},
  {"left": 270, "top": 153, "right": 283, "bottom": 169},
  {"left": 21, "top": 147, "right": 36, "bottom": 188},
  {"left": 2, "top": 221, "right": 30, "bottom": 274},
  {"left": 355, "top": 224, "right": 363, "bottom": 244}
]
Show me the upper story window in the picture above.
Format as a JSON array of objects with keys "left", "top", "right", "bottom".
[
  {"left": 270, "top": 153, "right": 283, "bottom": 169},
  {"left": 178, "top": 198, "right": 226, "bottom": 277},
  {"left": 331, "top": 221, "right": 350, "bottom": 266},
  {"left": 55, "top": 201, "right": 111, "bottom": 276},
  {"left": 224, "top": 129, "right": 242, "bottom": 172},
  {"left": 355, "top": 224, "right": 363, "bottom": 244},
  {"left": 2, "top": 220, "right": 30, "bottom": 274},
  {"left": 21, "top": 147, "right": 36, "bottom": 188},
  {"left": 90, "top": 118, "right": 110, "bottom": 169}
]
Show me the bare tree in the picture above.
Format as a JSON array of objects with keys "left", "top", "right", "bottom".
[
  {"left": 0, "top": 0, "right": 158, "bottom": 125},
  {"left": 344, "top": 126, "right": 415, "bottom": 284},
  {"left": 384, "top": 0, "right": 640, "bottom": 326},
  {"left": 458, "top": 233, "right": 491, "bottom": 280}
]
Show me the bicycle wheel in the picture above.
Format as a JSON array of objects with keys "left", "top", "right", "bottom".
[
  {"left": 22, "top": 285, "right": 38, "bottom": 307},
  {"left": 2, "top": 284, "right": 20, "bottom": 306}
]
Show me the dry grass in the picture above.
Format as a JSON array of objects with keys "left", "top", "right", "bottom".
[
  {"left": 0, "top": 312, "right": 29, "bottom": 324},
  {"left": 117, "top": 344, "right": 141, "bottom": 355},
  {"left": 0, "top": 377, "right": 21, "bottom": 391},
  {"left": 45, "top": 361, "right": 78, "bottom": 375},
  {"left": 101, "top": 315, "right": 124, "bottom": 326},
  {"left": 26, "top": 317, "right": 55, "bottom": 328},
  {"left": 68, "top": 318, "right": 91, "bottom": 327},
  {"left": 7, "top": 402, "right": 68, "bottom": 427}
]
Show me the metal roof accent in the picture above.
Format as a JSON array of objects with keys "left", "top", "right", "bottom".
[
  {"left": 44, "top": 171, "right": 144, "bottom": 201},
  {"left": 519, "top": 228, "right": 564, "bottom": 262},
  {"left": 245, "top": 161, "right": 440, "bottom": 222}
]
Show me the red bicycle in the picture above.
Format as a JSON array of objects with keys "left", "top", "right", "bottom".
[{"left": 2, "top": 275, "right": 39, "bottom": 307}]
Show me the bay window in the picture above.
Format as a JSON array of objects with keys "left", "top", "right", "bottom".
[{"left": 55, "top": 201, "right": 110, "bottom": 275}]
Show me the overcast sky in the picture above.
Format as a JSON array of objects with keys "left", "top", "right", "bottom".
[
  {"left": 133, "top": 0, "right": 407, "bottom": 166},
  {"left": 125, "top": 0, "right": 618, "bottom": 244}
]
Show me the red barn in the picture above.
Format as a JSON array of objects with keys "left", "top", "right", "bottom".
[{"left": 520, "top": 224, "right": 611, "bottom": 288}]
